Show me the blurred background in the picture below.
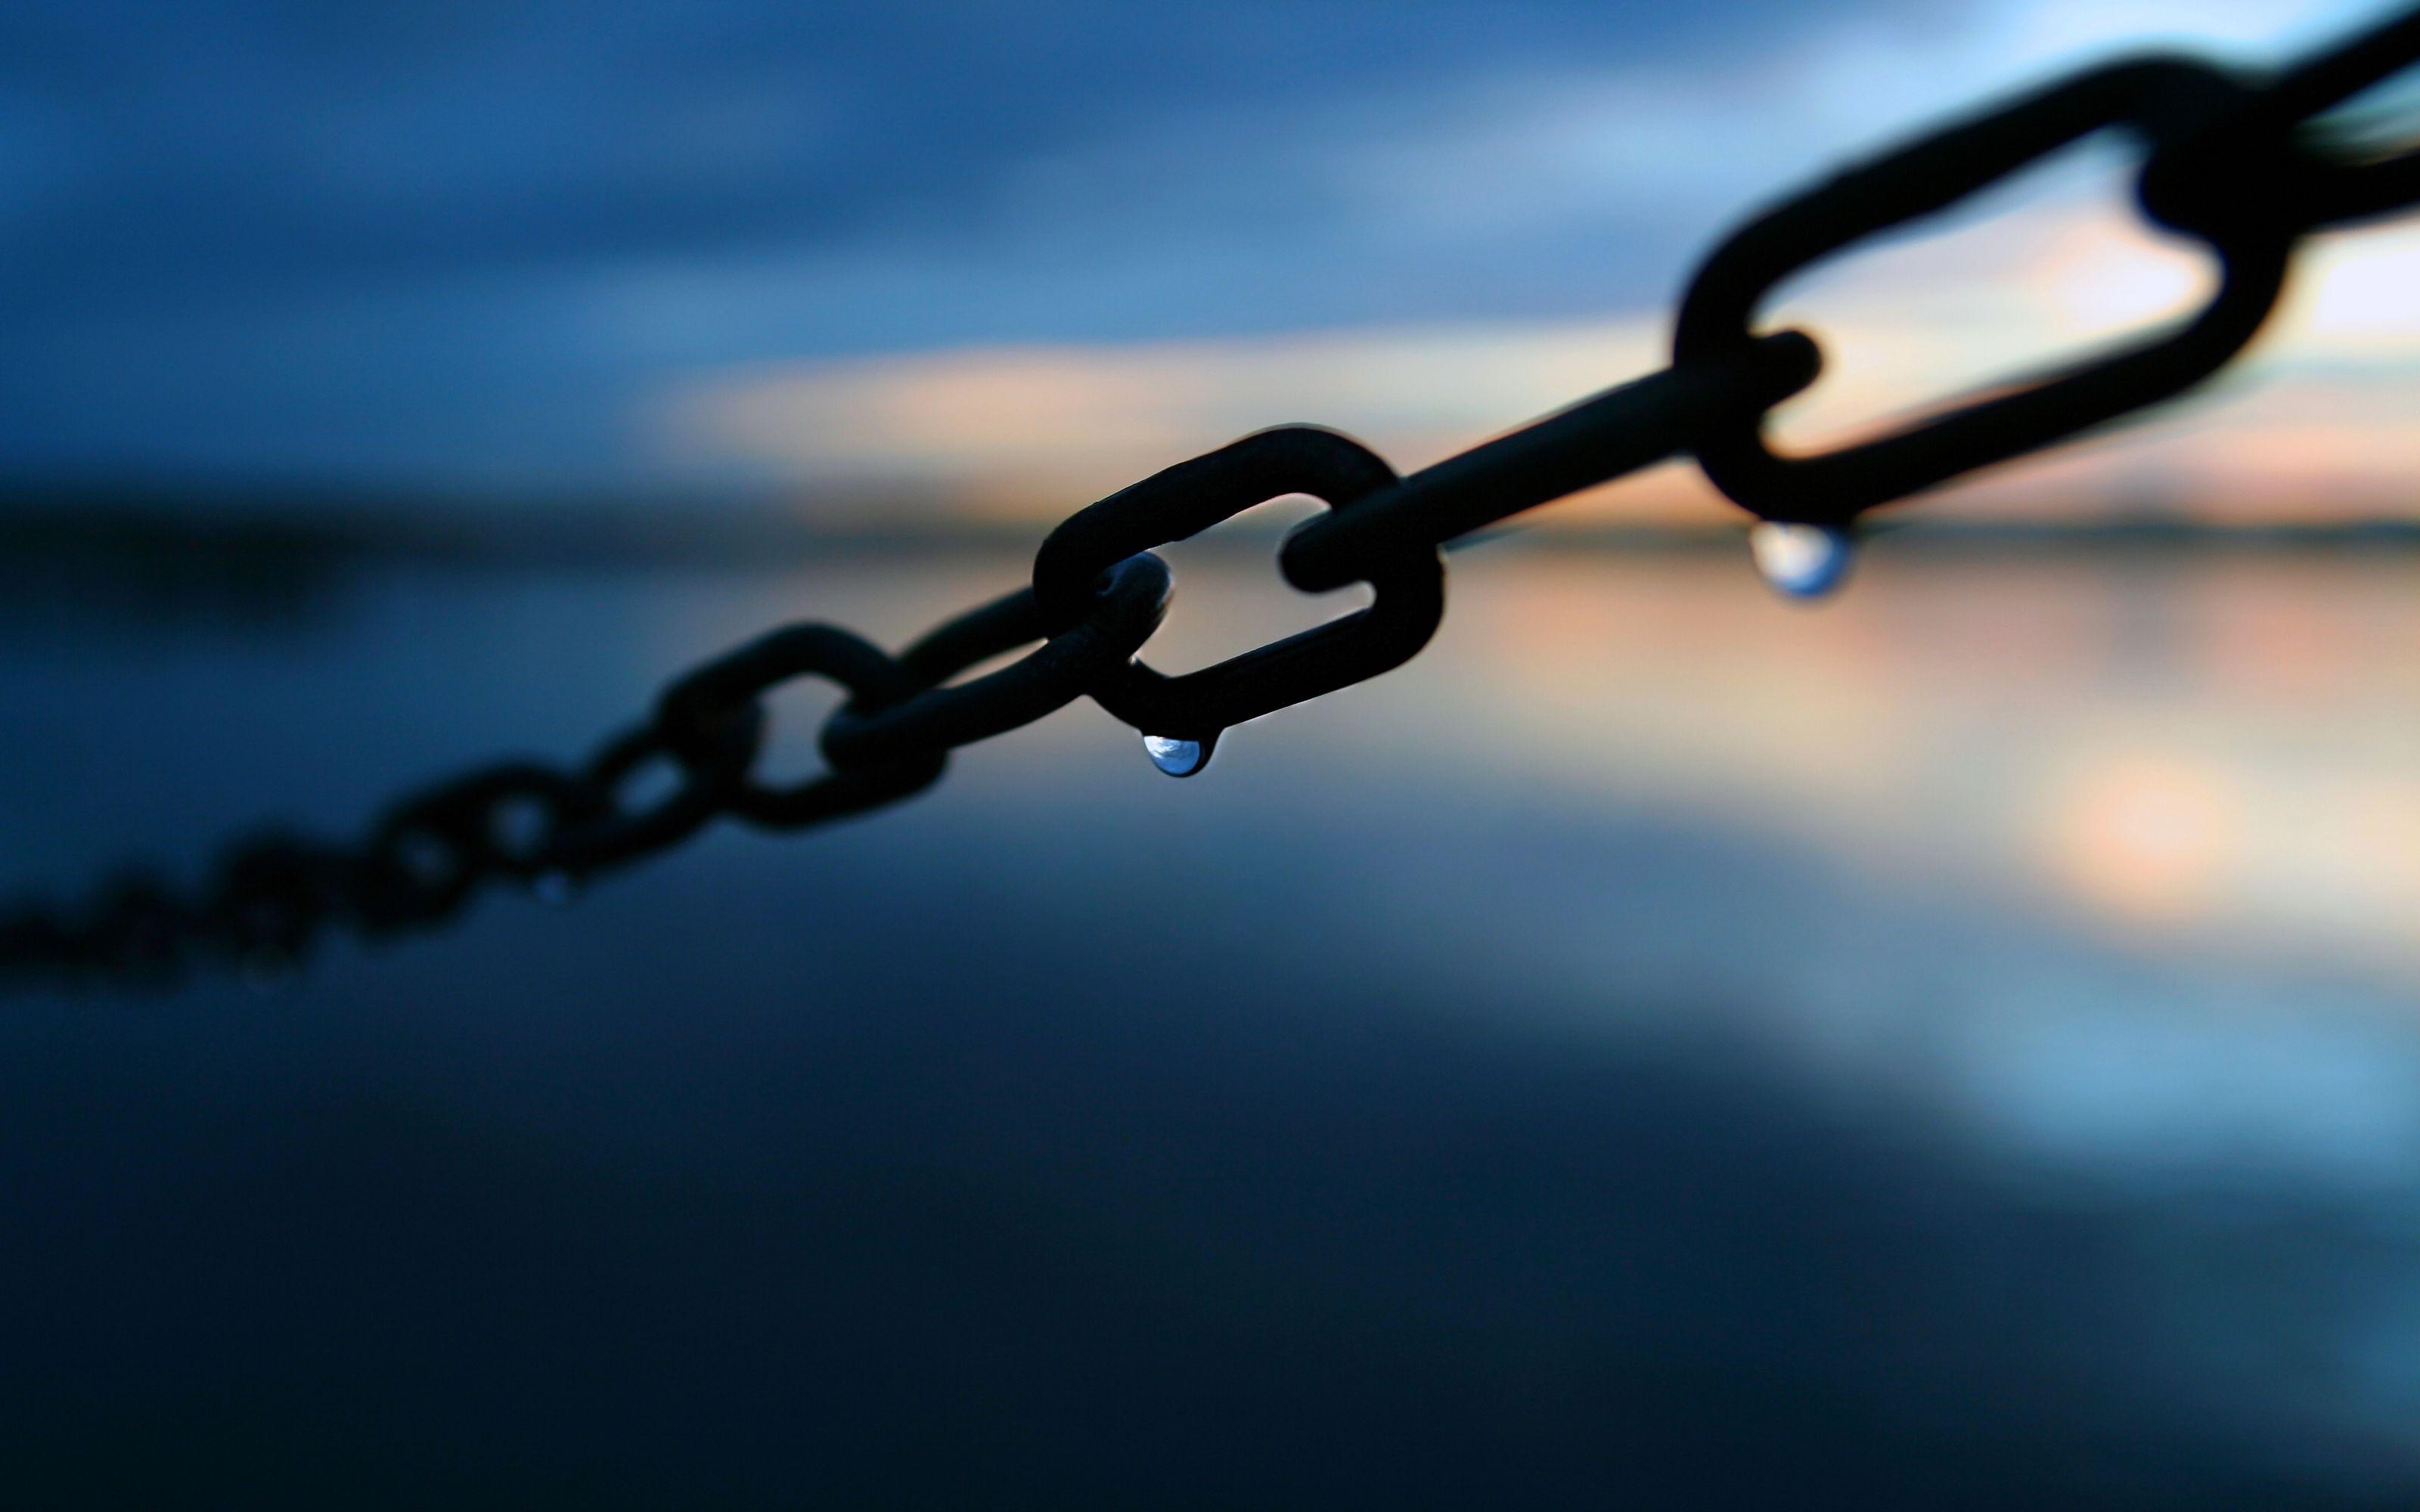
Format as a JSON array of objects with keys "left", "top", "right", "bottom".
[{"left": 5, "top": 1, "right": 2420, "bottom": 1505}]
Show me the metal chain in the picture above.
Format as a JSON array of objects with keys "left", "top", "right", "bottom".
[{"left": 11, "top": 7, "right": 2420, "bottom": 992}]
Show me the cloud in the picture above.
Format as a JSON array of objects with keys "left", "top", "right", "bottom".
[
  {"left": 661, "top": 316, "right": 1676, "bottom": 509},
  {"left": 0, "top": 0, "right": 2409, "bottom": 489},
  {"left": 660, "top": 198, "right": 2420, "bottom": 524}
]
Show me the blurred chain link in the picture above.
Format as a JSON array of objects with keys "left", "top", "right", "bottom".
[{"left": 11, "top": 7, "right": 2420, "bottom": 991}]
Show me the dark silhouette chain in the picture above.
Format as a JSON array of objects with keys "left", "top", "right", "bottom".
[{"left": 12, "top": 8, "right": 2420, "bottom": 991}]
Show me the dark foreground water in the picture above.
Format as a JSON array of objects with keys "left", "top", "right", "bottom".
[{"left": 2, "top": 538, "right": 2417, "bottom": 1507}]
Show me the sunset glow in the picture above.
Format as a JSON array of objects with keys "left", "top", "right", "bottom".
[{"left": 666, "top": 210, "right": 2420, "bottom": 527}]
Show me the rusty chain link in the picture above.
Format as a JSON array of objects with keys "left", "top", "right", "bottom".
[{"left": 10, "top": 7, "right": 2420, "bottom": 991}]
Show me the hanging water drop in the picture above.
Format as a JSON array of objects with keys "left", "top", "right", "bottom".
[
  {"left": 1142, "top": 733, "right": 1215, "bottom": 779},
  {"left": 1748, "top": 522, "right": 1855, "bottom": 600}
]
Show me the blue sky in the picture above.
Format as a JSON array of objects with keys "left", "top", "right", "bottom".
[{"left": 0, "top": 0, "right": 2404, "bottom": 503}]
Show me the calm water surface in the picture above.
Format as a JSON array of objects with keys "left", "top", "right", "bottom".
[{"left": 2, "top": 538, "right": 2415, "bottom": 1507}]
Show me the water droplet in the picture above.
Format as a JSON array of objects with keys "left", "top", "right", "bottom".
[
  {"left": 1748, "top": 522, "right": 1855, "bottom": 600},
  {"left": 531, "top": 870, "right": 579, "bottom": 908},
  {"left": 1142, "top": 733, "right": 1215, "bottom": 779}
]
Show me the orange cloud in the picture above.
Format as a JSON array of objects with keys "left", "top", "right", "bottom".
[{"left": 656, "top": 200, "right": 2420, "bottom": 527}]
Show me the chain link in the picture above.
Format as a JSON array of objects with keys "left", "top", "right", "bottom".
[{"left": 9, "top": 8, "right": 2418, "bottom": 991}]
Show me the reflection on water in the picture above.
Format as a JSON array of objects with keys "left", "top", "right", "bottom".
[{"left": 1, "top": 537, "right": 2416, "bottom": 1505}]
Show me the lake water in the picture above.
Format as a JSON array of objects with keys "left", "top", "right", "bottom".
[{"left": 2, "top": 534, "right": 2416, "bottom": 1506}]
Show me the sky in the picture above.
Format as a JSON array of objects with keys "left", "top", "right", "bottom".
[{"left": 0, "top": 0, "right": 2412, "bottom": 521}]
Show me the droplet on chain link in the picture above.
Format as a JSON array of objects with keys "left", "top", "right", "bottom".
[
  {"left": 1748, "top": 522, "right": 1855, "bottom": 600},
  {"left": 1142, "top": 733, "right": 1214, "bottom": 779}
]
